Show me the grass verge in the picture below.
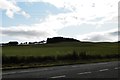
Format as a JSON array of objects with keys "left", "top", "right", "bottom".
[{"left": 2, "top": 51, "right": 120, "bottom": 70}]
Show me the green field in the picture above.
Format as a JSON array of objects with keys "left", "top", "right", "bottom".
[
  {"left": 2, "top": 42, "right": 119, "bottom": 69},
  {"left": 2, "top": 42, "right": 119, "bottom": 56}
]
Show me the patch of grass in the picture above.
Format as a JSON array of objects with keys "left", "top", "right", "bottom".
[
  {"left": 2, "top": 42, "right": 119, "bottom": 56},
  {"left": 2, "top": 51, "right": 120, "bottom": 68},
  {"left": 2, "top": 42, "right": 119, "bottom": 69}
]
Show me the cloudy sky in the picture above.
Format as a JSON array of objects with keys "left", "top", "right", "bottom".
[{"left": 0, "top": 0, "right": 119, "bottom": 43}]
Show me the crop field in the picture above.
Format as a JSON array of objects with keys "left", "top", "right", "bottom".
[{"left": 2, "top": 42, "right": 119, "bottom": 57}]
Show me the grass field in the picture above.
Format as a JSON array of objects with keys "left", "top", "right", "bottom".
[
  {"left": 2, "top": 42, "right": 119, "bottom": 69},
  {"left": 2, "top": 42, "right": 119, "bottom": 56}
]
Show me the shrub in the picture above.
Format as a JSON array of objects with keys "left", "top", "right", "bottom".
[{"left": 2, "top": 51, "right": 119, "bottom": 65}]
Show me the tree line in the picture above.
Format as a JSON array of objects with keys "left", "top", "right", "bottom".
[
  {"left": 47, "top": 37, "right": 80, "bottom": 43},
  {"left": 1, "top": 37, "right": 80, "bottom": 46}
]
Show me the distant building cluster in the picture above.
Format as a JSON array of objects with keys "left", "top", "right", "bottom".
[
  {"left": 1, "top": 40, "right": 46, "bottom": 46},
  {"left": 20, "top": 40, "right": 46, "bottom": 45}
]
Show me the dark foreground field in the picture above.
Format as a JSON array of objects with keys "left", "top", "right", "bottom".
[{"left": 2, "top": 42, "right": 120, "bottom": 69}]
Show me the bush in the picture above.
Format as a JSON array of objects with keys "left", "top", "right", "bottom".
[{"left": 2, "top": 51, "right": 120, "bottom": 65}]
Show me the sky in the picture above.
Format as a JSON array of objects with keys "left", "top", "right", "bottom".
[{"left": 0, "top": 0, "right": 120, "bottom": 43}]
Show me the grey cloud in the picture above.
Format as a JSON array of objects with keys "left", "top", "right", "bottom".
[
  {"left": 2, "top": 29, "right": 50, "bottom": 38},
  {"left": 109, "top": 31, "right": 120, "bottom": 36},
  {"left": 87, "top": 35, "right": 107, "bottom": 41},
  {"left": 82, "top": 30, "right": 119, "bottom": 42}
]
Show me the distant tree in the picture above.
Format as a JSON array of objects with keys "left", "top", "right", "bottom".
[
  {"left": 29, "top": 42, "right": 33, "bottom": 44},
  {"left": 47, "top": 37, "right": 80, "bottom": 43},
  {"left": 7, "top": 41, "right": 18, "bottom": 46},
  {"left": 25, "top": 42, "right": 27, "bottom": 44},
  {"left": 40, "top": 40, "right": 46, "bottom": 44}
]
